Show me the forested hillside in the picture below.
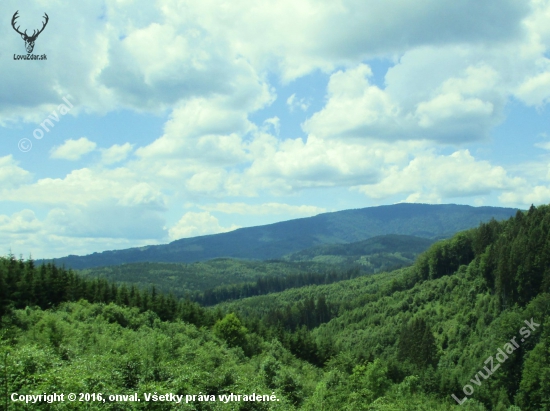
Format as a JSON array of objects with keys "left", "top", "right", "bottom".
[
  {"left": 1, "top": 205, "right": 549, "bottom": 410},
  {"left": 73, "top": 235, "right": 433, "bottom": 306},
  {"left": 78, "top": 259, "right": 332, "bottom": 298},
  {"left": 44, "top": 203, "right": 518, "bottom": 269},
  {"left": 218, "top": 206, "right": 550, "bottom": 410},
  {"left": 76, "top": 237, "right": 430, "bottom": 306},
  {"left": 283, "top": 234, "right": 433, "bottom": 269}
]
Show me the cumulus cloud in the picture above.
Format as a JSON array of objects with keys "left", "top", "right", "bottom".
[
  {"left": 168, "top": 211, "right": 239, "bottom": 240},
  {"left": 0, "top": 1, "right": 110, "bottom": 123},
  {"left": 245, "top": 135, "right": 407, "bottom": 193},
  {"left": 46, "top": 202, "right": 166, "bottom": 240},
  {"left": 2, "top": 167, "right": 166, "bottom": 208},
  {"left": 0, "top": 0, "right": 274, "bottom": 124},
  {"left": 287, "top": 94, "right": 310, "bottom": 112},
  {"left": 355, "top": 150, "right": 524, "bottom": 202},
  {"left": 0, "top": 156, "right": 32, "bottom": 189},
  {"left": 0, "top": 210, "right": 41, "bottom": 234},
  {"left": 50, "top": 138, "right": 97, "bottom": 161},
  {"left": 1, "top": 0, "right": 549, "bottom": 259},
  {"left": 0, "top": 230, "right": 162, "bottom": 260},
  {"left": 0, "top": 0, "right": 532, "bottom": 123},
  {"left": 199, "top": 203, "right": 326, "bottom": 216},
  {"left": 500, "top": 186, "right": 550, "bottom": 208},
  {"left": 101, "top": 143, "right": 134, "bottom": 164},
  {"left": 263, "top": 117, "right": 280, "bottom": 135},
  {"left": 304, "top": 60, "right": 505, "bottom": 143},
  {"left": 0, "top": 206, "right": 166, "bottom": 259},
  {"left": 134, "top": 97, "right": 258, "bottom": 163},
  {"left": 190, "top": 0, "right": 528, "bottom": 81},
  {"left": 516, "top": 72, "right": 550, "bottom": 107}
]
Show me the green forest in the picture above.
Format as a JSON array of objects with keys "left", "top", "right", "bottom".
[
  {"left": 75, "top": 234, "right": 434, "bottom": 307},
  {"left": 78, "top": 259, "right": 334, "bottom": 299},
  {"left": 281, "top": 234, "right": 434, "bottom": 271},
  {"left": 1, "top": 205, "right": 549, "bottom": 410}
]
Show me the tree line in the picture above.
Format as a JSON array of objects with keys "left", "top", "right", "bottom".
[
  {"left": 0, "top": 256, "right": 213, "bottom": 327},
  {"left": 190, "top": 267, "right": 362, "bottom": 306}
]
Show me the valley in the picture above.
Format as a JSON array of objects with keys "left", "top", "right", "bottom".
[{"left": 2, "top": 204, "right": 548, "bottom": 410}]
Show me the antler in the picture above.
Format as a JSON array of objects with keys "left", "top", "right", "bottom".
[
  {"left": 32, "top": 13, "right": 50, "bottom": 37},
  {"left": 11, "top": 11, "right": 49, "bottom": 40},
  {"left": 11, "top": 11, "right": 26, "bottom": 37},
  {"left": 28, "top": 13, "right": 49, "bottom": 40}
]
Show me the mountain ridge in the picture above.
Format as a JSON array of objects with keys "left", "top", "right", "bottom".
[{"left": 44, "top": 203, "right": 520, "bottom": 269}]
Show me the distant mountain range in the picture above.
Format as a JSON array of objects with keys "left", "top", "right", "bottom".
[
  {"left": 77, "top": 235, "right": 434, "bottom": 298},
  {"left": 45, "top": 203, "right": 519, "bottom": 269}
]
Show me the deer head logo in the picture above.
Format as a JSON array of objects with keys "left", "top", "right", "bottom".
[{"left": 11, "top": 11, "right": 49, "bottom": 54}]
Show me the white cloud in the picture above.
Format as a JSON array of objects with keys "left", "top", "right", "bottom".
[
  {"left": 117, "top": 182, "right": 166, "bottom": 209},
  {"left": 355, "top": 150, "right": 523, "bottom": 202},
  {"left": 0, "top": 206, "right": 166, "bottom": 259},
  {"left": 199, "top": 203, "right": 326, "bottom": 216},
  {"left": 304, "top": 61, "right": 505, "bottom": 143},
  {"left": 500, "top": 185, "right": 550, "bottom": 207},
  {"left": 168, "top": 211, "right": 239, "bottom": 240},
  {"left": 263, "top": 117, "right": 280, "bottom": 135},
  {"left": 0, "top": 210, "right": 41, "bottom": 234},
  {"left": 50, "top": 137, "right": 97, "bottom": 161},
  {"left": 1, "top": 167, "right": 165, "bottom": 207},
  {"left": 0, "top": 0, "right": 531, "bottom": 124},
  {"left": 287, "top": 94, "right": 310, "bottom": 112},
  {"left": 0, "top": 156, "right": 32, "bottom": 189},
  {"left": 101, "top": 143, "right": 134, "bottom": 164},
  {"left": 134, "top": 97, "right": 258, "bottom": 164},
  {"left": 303, "top": 65, "right": 398, "bottom": 140},
  {"left": 0, "top": 230, "right": 162, "bottom": 260},
  {"left": 1, "top": 0, "right": 549, "bottom": 259},
  {"left": 239, "top": 127, "right": 434, "bottom": 196},
  {"left": 186, "top": 169, "right": 228, "bottom": 195},
  {"left": 188, "top": 0, "right": 528, "bottom": 81},
  {"left": 516, "top": 72, "right": 550, "bottom": 107},
  {"left": 0, "top": 0, "right": 274, "bottom": 124},
  {"left": 46, "top": 202, "right": 166, "bottom": 239}
]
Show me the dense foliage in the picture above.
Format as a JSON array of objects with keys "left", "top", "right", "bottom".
[
  {"left": 217, "top": 207, "right": 550, "bottom": 410},
  {"left": 76, "top": 235, "right": 434, "bottom": 306},
  {"left": 2, "top": 205, "right": 550, "bottom": 410},
  {"left": 283, "top": 234, "right": 433, "bottom": 269},
  {"left": 192, "top": 267, "right": 362, "bottom": 306},
  {"left": 78, "top": 259, "right": 331, "bottom": 299},
  {"left": 1, "top": 302, "right": 316, "bottom": 410},
  {"left": 0, "top": 256, "right": 211, "bottom": 326}
]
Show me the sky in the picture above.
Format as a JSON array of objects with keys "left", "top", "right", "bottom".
[{"left": 1, "top": 0, "right": 550, "bottom": 259}]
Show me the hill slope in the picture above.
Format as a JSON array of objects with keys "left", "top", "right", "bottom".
[
  {"left": 2, "top": 205, "right": 550, "bottom": 410},
  {"left": 46, "top": 203, "right": 518, "bottom": 269},
  {"left": 216, "top": 205, "right": 550, "bottom": 410},
  {"left": 283, "top": 234, "right": 434, "bottom": 270},
  {"left": 77, "top": 236, "right": 432, "bottom": 302},
  {"left": 78, "top": 259, "right": 331, "bottom": 297}
]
